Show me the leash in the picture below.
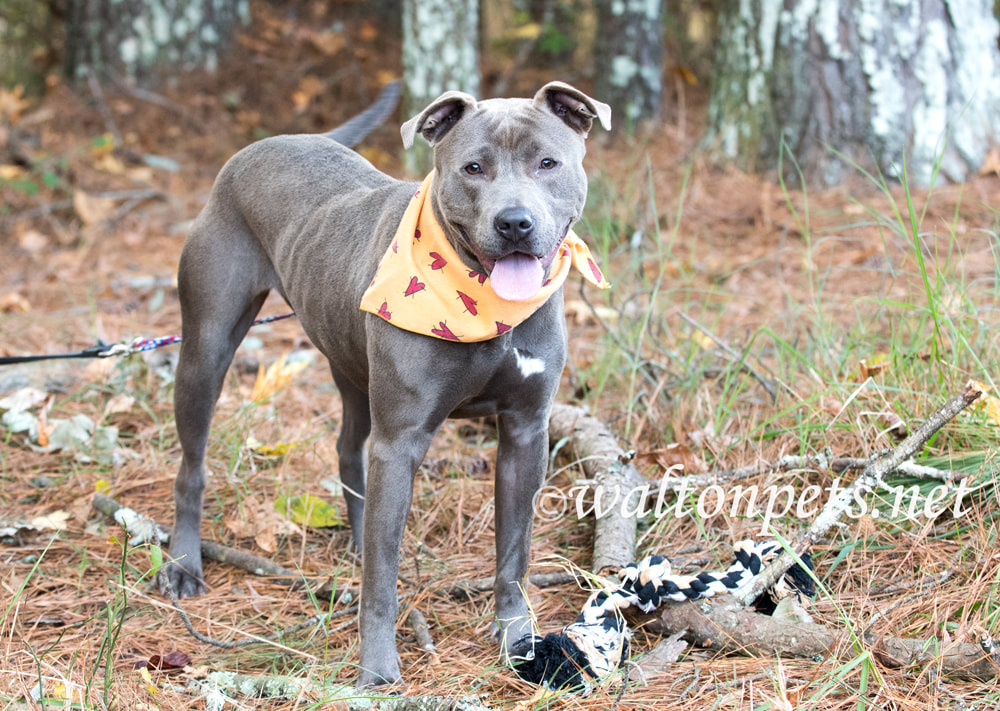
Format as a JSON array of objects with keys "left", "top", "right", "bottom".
[
  {"left": 510, "top": 540, "right": 815, "bottom": 692},
  {"left": 0, "top": 313, "right": 296, "bottom": 366}
]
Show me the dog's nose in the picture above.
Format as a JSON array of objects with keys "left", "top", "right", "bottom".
[{"left": 494, "top": 207, "right": 534, "bottom": 243}]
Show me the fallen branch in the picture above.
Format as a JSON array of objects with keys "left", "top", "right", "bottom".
[
  {"left": 195, "top": 672, "right": 493, "bottom": 710},
  {"left": 549, "top": 403, "right": 646, "bottom": 574},
  {"left": 405, "top": 607, "right": 439, "bottom": 662},
  {"left": 641, "top": 596, "right": 999, "bottom": 681},
  {"left": 733, "top": 384, "right": 982, "bottom": 607}
]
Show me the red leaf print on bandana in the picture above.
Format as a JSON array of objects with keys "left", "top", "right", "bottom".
[
  {"left": 392, "top": 239, "right": 398, "bottom": 254},
  {"left": 429, "top": 252, "right": 447, "bottom": 270},
  {"left": 404, "top": 276, "right": 426, "bottom": 296},
  {"left": 587, "top": 258, "right": 603, "bottom": 284},
  {"left": 495, "top": 321, "right": 512, "bottom": 335},
  {"left": 468, "top": 269, "right": 488, "bottom": 285},
  {"left": 377, "top": 301, "right": 391, "bottom": 320},
  {"left": 431, "top": 321, "right": 460, "bottom": 340},
  {"left": 414, "top": 228, "right": 421, "bottom": 240},
  {"left": 457, "top": 290, "right": 477, "bottom": 315}
]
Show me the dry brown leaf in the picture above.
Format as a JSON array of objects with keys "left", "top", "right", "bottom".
[
  {"left": 978, "top": 147, "right": 1000, "bottom": 177},
  {"left": 73, "top": 190, "right": 116, "bottom": 226},
  {"left": 0, "top": 292, "right": 31, "bottom": 313},
  {"left": 358, "top": 19, "right": 377, "bottom": 41},
  {"left": 564, "top": 299, "right": 618, "bottom": 325},
  {"left": 104, "top": 394, "right": 135, "bottom": 416},
  {"left": 94, "top": 154, "right": 126, "bottom": 175},
  {"left": 250, "top": 353, "right": 311, "bottom": 402},
  {"left": 635, "top": 442, "right": 706, "bottom": 475},
  {"left": 224, "top": 495, "right": 300, "bottom": 554},
  {"left": 18, "top": 229, "right": 49, "bottom": 253},
  {"left": 309, "top": 30, "right": 344, "bottom": 56},
  {"left": 0, "top": 85, "right": 29, "bottom": 122},
  {"left": 0, "top": 164, "right": 26, "bottom": 179}
]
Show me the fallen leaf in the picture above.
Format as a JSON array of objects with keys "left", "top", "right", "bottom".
[
  {"left": 105, "top": 393, "right": 135, "bottom": 415},
  {"left": 636, "top": 443, "right": 706, "bottom": 475},
  {"left": 511, "top": 22, "right": 541, "bottom": 40},
  {"left": 247, "top": 437, "right": 298, "bottom": 458},
  {"left": 0, "top": 292, "right": 31, "bottom": 313},
  {"left": 30, "top": 510, "right": 71, "bottom": 531},
  {"left": 563, "top": 299, "right": 618, "bottom": 325},
  {"left": 309, "top": 30, "right": 344, "bottom": 56},
  {"left": 250, "top": 352, "right": 312, "bottom": 402},
  {"left": 979, "top": 147, "right": 1000, "bottom": 177},
  {"left": 968, "top": 379, "right": 1000, "bottom": 429},
  {"left": 859, "top": 353, "right": 890, "bottom": 380},
  {"left": 95, "top": 479, "right": 112, "bottom": 494},
  {"left": 0, "top": 164, "right": 26, "bottom": 179},
  {"left": 224, "top": 496, "right": 300, "bottom": 553},
  {"left": 18, "top": 229, "right": 49, "bottom": 253},
  {"left": 73, "top": 190, "right": 116, "bottom": 226},
  {"left": 136, "top": 665, "right": 157, "bottom": 695},
  {"left": 275, "top": 494, "right": 342, "bottom": 528},
  {"left": 0, "top": 84, "right": 29, "bottom": 122},
  {"left": 0, "top": 387, "right": 47, "bottom": 413}
]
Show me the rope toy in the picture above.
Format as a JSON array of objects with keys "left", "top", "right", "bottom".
[{"left": 509, "top": 540, "right": 815, "bottom": 692}]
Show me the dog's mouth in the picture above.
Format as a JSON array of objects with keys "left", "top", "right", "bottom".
[{"left": 456, "top": 225, "right": 568, "bottom": 302}]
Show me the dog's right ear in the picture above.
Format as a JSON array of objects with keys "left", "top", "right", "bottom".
[{"left": 401, "top": 91, "right": 478, "bottom": 149}]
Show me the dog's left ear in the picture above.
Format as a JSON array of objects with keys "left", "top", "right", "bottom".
[
  {"left": 401, "top": 91, "right": 478, "bottom": 149},
  {"left": 533, "top": 82, "right": 612, "bottom": 136}
]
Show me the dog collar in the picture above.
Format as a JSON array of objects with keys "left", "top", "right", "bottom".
[{"left": 360, "top": 173, "right": 610, "bottom": 342}]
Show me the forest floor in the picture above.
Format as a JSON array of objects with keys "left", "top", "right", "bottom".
[{"left": 2, "top": 4, "right": 1000, "bottom": 710}]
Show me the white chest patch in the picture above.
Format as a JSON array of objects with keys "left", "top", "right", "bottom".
[{"left": 514, "top": 349, "right": 545, "bottom": 378}]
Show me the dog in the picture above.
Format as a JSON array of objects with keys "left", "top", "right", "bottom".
[{"left": 164, "top": 80, "right": 611, "bottom": 686}]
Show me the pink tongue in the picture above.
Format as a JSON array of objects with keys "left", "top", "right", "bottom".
[{"left": 489, "top": 253, "right": 544, "bottom": 301}]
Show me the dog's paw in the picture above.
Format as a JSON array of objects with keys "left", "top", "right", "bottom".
[
  {"left": 356, "top": 665, "right": 403, "bottom": 688},
  {"left": 159, "top": 560, "right": 205, "bottom": 598}
]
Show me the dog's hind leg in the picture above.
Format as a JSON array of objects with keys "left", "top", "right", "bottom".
[
  {"left": 329, "top": 368, "right": 371, "bottom": 550},
  {"left": 165, "top": 227, "right": 274, "bottom": 598}
]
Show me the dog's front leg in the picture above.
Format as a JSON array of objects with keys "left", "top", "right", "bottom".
[
  {"left": 492, "top": 407, "right": 550, "bottom": 657},
  {"left": 357, "top": 423, "right": 437, "bottom": 687}
]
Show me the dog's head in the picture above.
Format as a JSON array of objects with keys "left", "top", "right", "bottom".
[{"left": 401, "top": 82, "right": 611, "bottom": 301}]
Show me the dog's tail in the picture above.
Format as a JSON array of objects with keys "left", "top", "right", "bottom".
[{"left": 323, "top": 80, "right": 402, "bottom": 148}]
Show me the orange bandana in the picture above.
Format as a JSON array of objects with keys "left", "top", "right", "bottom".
[{"left": 360, "top": 173, "right": 610, "bottom": 342}]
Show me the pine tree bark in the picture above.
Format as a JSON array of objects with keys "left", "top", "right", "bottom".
[
  {"left": 708, "top": 0, "right": 1000, "bottom": 186},
  {"left": 401, "top": 0, "right": 480, "bottom": 175},
  {"left": 62, "top": 0, "right": 250, "bottom": 86},
  {"left": 594, "top": 0, "right": 665, "bottom": 128}
]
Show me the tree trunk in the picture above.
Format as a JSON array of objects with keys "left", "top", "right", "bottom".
[
  {"left": 401, "top": 0, "right": 480, "bottom": 176},
  {"left": 708, "top": 0, "right": 1000, "bottom": 186},
  {"left": 62, "top": 0, "right": 251, "bottom": 86},
  {"left": 594, "top": 0, "right": 664, "bottom": 129}
]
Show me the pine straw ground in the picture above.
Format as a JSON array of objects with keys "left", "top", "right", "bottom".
[{"left": 3, "top": 10, "right": 1000, "bottom": 711}]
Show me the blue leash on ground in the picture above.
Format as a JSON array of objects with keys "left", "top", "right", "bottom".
[{"left": 0, "top": 313, "right": 296, "bottom": 366}]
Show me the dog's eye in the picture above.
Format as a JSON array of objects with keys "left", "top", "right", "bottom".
[
  {"left": 464, "top": 162, "right": 482, "bottom": 175},
  {"left": 540, "top": 158, "right": 557, "bottom": 170}
]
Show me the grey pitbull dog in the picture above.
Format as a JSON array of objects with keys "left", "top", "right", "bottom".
[{"left": 164, "top": 81, "right": 610, "bottom": 686}]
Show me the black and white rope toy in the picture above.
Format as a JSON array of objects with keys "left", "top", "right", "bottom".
[{"left": 509, "top": 539, "right": 815, "bottom": 691}]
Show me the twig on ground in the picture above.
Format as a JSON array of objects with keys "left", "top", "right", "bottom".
[
  {"left": 679, "top": 311, "right": 783, "bottom": 401},
  {"left": 406, "top": 607, "right": 439, "bottom": 662},
  {"left": 732, "top": 384, "right": 982, "bottom": 607},
  {"left": 864, "top": 571, "right": 952, "bottom": 635}
]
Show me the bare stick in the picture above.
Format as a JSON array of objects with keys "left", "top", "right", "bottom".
[
  {"left": 732, "top": 384, "right": 982, "bottom": 607},
  {"left": 644, "top": 596, "right": 998, "bottom": 681},
  {"left": 679, "top": 311, "right": 783, "bottom": 401},
  {"left": 406, "top": 607, "right": 439, "bottom": 661},
  {"left": 549, "top": 403, "right": 646, "bottom": 574}
]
